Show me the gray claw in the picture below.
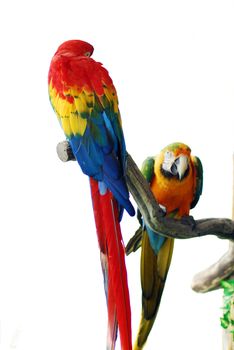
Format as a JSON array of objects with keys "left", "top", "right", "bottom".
[{"left": 181, "top": 215, "right": 196, "bottom": 229}]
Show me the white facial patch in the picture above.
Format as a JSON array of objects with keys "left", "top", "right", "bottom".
[{"left": 162, "top": 151, "right": 175, "bottom": 172}]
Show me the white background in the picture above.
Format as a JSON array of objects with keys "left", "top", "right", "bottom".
[{"left": 0, "top": 0, "right": 234, "bottom": 349}]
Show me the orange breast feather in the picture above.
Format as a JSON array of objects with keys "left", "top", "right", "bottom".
[{"left": 151, "top": 158, "right": 196, "bottom": 217}]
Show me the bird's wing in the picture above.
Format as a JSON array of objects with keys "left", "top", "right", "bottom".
[{"left": 190, "top": 155, "right": 203, "bottom": 209}]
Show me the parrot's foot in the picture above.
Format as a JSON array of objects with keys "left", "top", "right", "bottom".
[{"left": 180, "top": 215, "right": 196, "bottom": 229}]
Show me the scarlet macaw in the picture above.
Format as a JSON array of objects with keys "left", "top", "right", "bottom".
[
  {"left": 48, "top": 40, "right": 135, "bottom": 350},
  {"left": 126, "top": 142, "right": 203, "bottom": 349}
]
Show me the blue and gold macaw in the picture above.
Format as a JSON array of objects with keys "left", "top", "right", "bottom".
[{"left": 126, "top": 142, "right": 203, "bottom": 349}]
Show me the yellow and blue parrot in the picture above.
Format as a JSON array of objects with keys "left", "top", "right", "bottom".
[
  {"left": 126, "top": 142, "right": 203, "bottom": 349},
  {"left": 48, "top": 40, "right": 135, "bottom": 350}
]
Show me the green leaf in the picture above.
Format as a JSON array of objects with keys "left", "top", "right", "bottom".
[
  {"left": 220, "top": 279, "right": 234, "bottom": 334},
  {"left": 221, "top": 280, "right": 231, "bottom": 288},
  {"left": 221, "top": 317, "right": 230, "bottom": 329},
  {"left": 224, "top": 311, "right": 230, "bottom": 322},
  {"left": 221, "top": 280, "right": 234, "bottom": 292}
]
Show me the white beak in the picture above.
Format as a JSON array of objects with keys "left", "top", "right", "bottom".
[{"left": 177, "top": 155, "right": 188, "bottom": 180}]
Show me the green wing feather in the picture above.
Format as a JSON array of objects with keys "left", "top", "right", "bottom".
[
  {"left": 138, "top": 156, "right": 155, "bottom": 225},
  {"left": 141, "top": 157, "right": 155, "bottom": 184},
  {"left": 191, "top": 156, "right": 203, "bottom": 209},
  {"left": 125, "top": 226, "right": 143, "bottom": 255}
]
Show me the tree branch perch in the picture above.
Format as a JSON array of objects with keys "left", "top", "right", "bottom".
[
  {"left": 56, "top": 140, "right": 234, "bottom": 348},
  {"left": 191, "top": 241, "right": 234, "bottom": 293},
  {"left": 56, "top": 140, "right": 234, "bottom": 242}
]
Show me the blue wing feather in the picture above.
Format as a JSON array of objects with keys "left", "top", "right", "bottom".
[{"left": 69, "top": 109, "right": 135, "bottom": 218}]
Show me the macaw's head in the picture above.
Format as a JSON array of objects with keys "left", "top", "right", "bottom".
[
  {"left": 159, "top": 142, "right": 191, "bottom": 181},
  {"left": 55, "top": 40, "right": 94, "bottom": 58}
]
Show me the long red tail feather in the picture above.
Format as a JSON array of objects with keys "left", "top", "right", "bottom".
[{"left": 90, "top": 178, "right": 132, "bottom": 350}]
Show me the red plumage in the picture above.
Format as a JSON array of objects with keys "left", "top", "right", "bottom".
[
  {"left": 90, "top": 178, "right": 132, "bottom": 350},
  {"left": 48, "top": 54, "right": 114, "bottom": 100},
  {"left": 49, "top": 40, "right": 134, "bottom": 349}
]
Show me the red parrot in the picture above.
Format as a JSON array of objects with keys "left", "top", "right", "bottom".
[
  {"left": 126, "top": 142, "right": 203, "bottom": 349},
  {"left": 48, "top": 40, "right": 135, "bottom": 350}
]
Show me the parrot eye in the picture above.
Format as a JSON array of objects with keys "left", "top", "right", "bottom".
[
  {"left": 84, "top": 52, "right": 91, "bottom": 57},
  {"left": 170, "top": 163, "right": 177, "bottom": 175}
]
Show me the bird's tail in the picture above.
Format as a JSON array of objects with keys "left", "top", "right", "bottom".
[
  {"left": 133, "top": 230, "right": 174, "bottom": 350},
  {"left": 90, "top": 178, "right": 132, "bottom": 350}
]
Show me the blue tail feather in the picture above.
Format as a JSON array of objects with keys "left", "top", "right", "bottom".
[{"left": 103, "top": 174, "right": 135, "bottom": 217}]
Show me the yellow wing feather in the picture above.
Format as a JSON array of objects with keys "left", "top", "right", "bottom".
[{"left": 49, "top": 83, "right": 89, "bottom": 138}]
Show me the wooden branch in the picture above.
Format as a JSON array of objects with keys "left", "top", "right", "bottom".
[
  {"left": 191, "top": 241, "right": 234, "bottom": 293},
  {"left": 57, "top": 140, "right": 234, "bottom": 347},
  {"left": 56, "top": 141, "right": 234, "bottom": 241}
]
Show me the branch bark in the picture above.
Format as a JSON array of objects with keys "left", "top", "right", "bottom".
[
  {"left": 56, "top": 141, "right": 234, "bottom": 241},
  {"left": 191, "top": 241, "right": 234, "bottom": 293}
]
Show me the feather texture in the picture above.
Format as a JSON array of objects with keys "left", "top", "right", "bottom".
[
  {"left": 134, "top": 231, "right": 174, "bottom": 350},
  {"left": 48, "top": 40, "right": 134, "bottom": 217},
  {"left": 90, "top": 178, "right": 132, "bottom": 350},
  {"left": 48, "top": 40, "right": 134, "bottom": 350}
]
